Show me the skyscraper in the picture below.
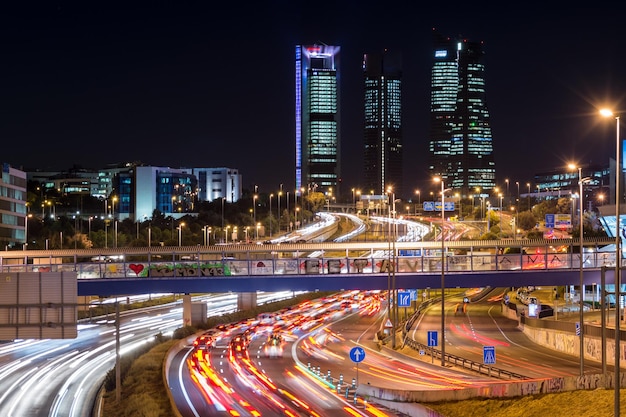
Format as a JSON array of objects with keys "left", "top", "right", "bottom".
[
  {"left": 363, "top": 49, "right": 403, "bottom": 197},
  {"left": 429, "top": 30, "right": 496, "bottom": 194},
  {"left": 295, "top": 44, "right": 341, "bottom": 196}
]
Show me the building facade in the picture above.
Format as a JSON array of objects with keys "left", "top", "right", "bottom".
[
  {"left": 0, "top": 163, "right": 27, "bottom": 249},
  {"left": 363, "top": 49, "right": 403, "bottom": 197},
  {"left": 295, "top": 44, "right": 341, "bottom": 197},
  {"left": 429, "top": 30, "right": 496, "bottom": 195}
]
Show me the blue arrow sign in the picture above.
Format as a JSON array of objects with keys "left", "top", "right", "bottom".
[
  {"left": 483, "top": 346, "right": 496, "bottom": 364},
  {"left": 349, "top": 346, "right": 365, "bottom": 363},
  {"left": 423, "top": 201, "right": 435, "bottom": 211},
  {"left": 397, "top": 291, "right": 411, "bottom": 307},
  {"left": 427, "top": 330, "right": 438, "bottom": 347}
]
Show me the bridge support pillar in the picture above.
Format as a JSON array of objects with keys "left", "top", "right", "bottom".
[
  {"left": 237, "top": 292, "right": 257, "bottom": 311},
  {"left": 182, "top": 294, "right": 192, "bottom": 327}
]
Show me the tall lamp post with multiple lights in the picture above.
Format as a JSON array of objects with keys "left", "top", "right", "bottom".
[
  {"left": 434, "top": 177, "right": 449, "bottom": 366},
  {"left": 600, "top": 108, "right": 621, "bottom": 416}
]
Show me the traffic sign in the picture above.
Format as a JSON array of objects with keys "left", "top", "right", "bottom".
[
  {"left": 576, "top": 322, "right": 581, "bottom": 336},
  {"left": 483, "top": 346, "right": 496, "bottom": 364},
  {"left": 349, "top": 346, "right": 365, "bottom": 363},
  {"left": 545, "top": 214, "right": 555, "bottom": 229},
  {"left": 427, "top": 330, "right": 438, "bottom": 347},
  {"left": 384, "top": 318, "right": 393, "bottom": 328},
  {"left": 423, "top": 201, "right": 435, "bottom": 211},
  {"left": 397, "top": 291, "right": 411, "bottom": 307},
  {"left": 434, "top": 201, "right": 455, "bottom": 211}
]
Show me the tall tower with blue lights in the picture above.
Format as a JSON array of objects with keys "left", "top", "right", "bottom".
[
  {"left": 428, "top": 29, "right": 496, "bottom": 194},
  {"left": 295, "top": 44, "right": 341, "bottom": 196}
]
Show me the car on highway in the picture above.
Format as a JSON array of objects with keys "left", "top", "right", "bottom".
[{"left": 193, "top": 334, "right": 215, "bottom": 350}]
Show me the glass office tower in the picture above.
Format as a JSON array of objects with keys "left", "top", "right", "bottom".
[
  {"left": 429, "top": 30, "right": 496, "bottom": 195},
  {"left": 363, "top": 49, "right": 403, "bottom": 197},
  {"left": 295, "top": 44, "right": 341, "bottom": 196}
]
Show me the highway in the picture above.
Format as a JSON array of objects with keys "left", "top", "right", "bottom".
[
  {"left": 407, "top": 288, "right": 606, "bottom": 379},
  {"left": 0, "top": 292, "right": 298, "bottom": 417},
  {"left": 167, "top": 293, "right": 520, "bottom": 417}
]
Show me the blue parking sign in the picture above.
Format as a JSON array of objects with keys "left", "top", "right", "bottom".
[{"left": 427, "top": 331, "right": 438, "bottom": 347}]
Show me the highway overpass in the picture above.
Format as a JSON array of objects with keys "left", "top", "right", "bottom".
[{"left": 0, "top": 237, "right": 618, "bottom": 296}]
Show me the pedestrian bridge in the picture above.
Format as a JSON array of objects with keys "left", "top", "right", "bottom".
[{"left": 0, "top": 237, "right": 619, "bottom": 296}]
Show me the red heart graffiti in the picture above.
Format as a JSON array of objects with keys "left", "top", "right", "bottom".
[
  {"left": 39, "top": 266, "right": 50, "bottom": 272},
  {"left": 129, "top": 264, "right": 144, "bottom": 275}
]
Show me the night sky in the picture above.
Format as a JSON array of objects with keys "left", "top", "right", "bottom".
[{"left": 3, "top": 2, "right": 626, "bottom": 199}]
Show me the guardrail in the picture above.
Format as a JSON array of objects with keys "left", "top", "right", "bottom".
[
  {"left": 401, "top": 337, "right": 529, "bottom": 380},
  {"left": 0, "top": 238, "right": 618, "bottom": 279}
]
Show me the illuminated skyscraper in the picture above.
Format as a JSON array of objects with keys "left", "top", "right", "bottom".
[
  {"left": 295, "top": 44, "right": 341, "bottom": 195},
  {"left": 429, "top": 30, "right": 496, "bottom": 194},
  {"left": 363, "top": 49, "right": 403, "bottom": 197}
]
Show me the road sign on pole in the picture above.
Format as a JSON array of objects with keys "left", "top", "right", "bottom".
[
  {"left": 349, "top": 346, "right": 365, "bottom": 363},
  {"left": 483, "top": 346, "right": 496, "bottom": 364},
  {"left": 427, "top": 330, "right": 438, "bottom": 347},
  {"left": 397, "top": 291, "right": 411, "bottom": 307}
]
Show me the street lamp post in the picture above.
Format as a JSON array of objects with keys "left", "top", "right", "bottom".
[
  {"left": 178, "top": 222, "right": 185, "bottom": 246},
  {"left": 600, "top": 108, "right": 621, "bottom": 416},
  {"left": 603, "top": 109, "right": 622, "bottom": 412},
  {"left": 269, "top": 194, "right": 273, "bottom": 238},
  {"left": 526, "top": 183, "right": 531, "bottom": 209},
  {"left": 253, "top": 194, "right": 258, "bottom": 239},
  {"left": 221, "top": 197, "right": 225, "bottom": 242},
  {"left": 278, "top": 191, "right": 282, "bottom": 233},
  {"left": 570, "top": 163, "right": 591, "bottom": 376}
]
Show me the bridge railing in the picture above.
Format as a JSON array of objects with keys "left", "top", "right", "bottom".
[{"left": 0, "top": 250, "right": 618, "bottom": 279}]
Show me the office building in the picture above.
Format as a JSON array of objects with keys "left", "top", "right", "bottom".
[
  {"left": 363, "top": 49, "right": 403, "bottom": 197},
  {"left": 193, "top": 167, "right": 242, "bottom": 203},
  {"left": 295, "top": 44, "right": 341, "bottom": 196},
  {"left": 0, "top": 163, "right": 27, "bottom": 249},
  {"left": 429, "top": 30, "right": 496, "bottom": 195}
]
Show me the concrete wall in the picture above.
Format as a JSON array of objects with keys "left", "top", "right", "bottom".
[{"left": 359, "top": 372, "right": 617, "bottom": 404}]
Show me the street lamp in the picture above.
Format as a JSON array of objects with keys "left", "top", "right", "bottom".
[
  {"left": 505, "top": 178, "right": 510, "bottom": 206},
  {"left": 295, "top": 207, "right": 300, "bottom": 229},
  {"left": 498, "top": 193, "right": 503, "bottom": 237},
  {"left": 278, "top": 191, "right": 282, "bottom": 233},
  {"left": 178, "top": 222, "right": 185, "bottom": 246},
  {"left": 269, "top": 194, "right": 273, "bottom": 238},
  {"left": 253, "top": 194, "right": 258, "bottom": 237},
  {"left": 112, "top": 196, "right": 117, "bottom": 219},
  {"left": 24, "top": 213, "right": 31, "bottom": 250},
  {"left": 434, "top": 177, "right": 450, "bottom": 367},
  {"left": 202, "top": 225, "right": 209, "bottom": 245},
  {"left": 600, "top": 108, "right": 621, "bottom": 415},
  {"left": 526, "top": 182, "right": 531, "bottom": 209},
  {"left": 221, "top": 197, "right": 225, "bottom": 241},
  {"left": 224, "top": 225, "right": 230, "bottom": 244},
  {"left": 570, "top": 163, "right": 592, "bottom": 376}
]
